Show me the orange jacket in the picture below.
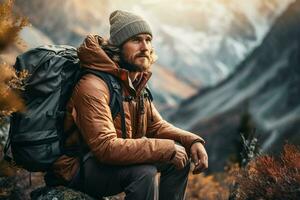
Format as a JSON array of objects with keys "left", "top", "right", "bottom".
[{"left": 52, "top": 35, "right": 205, "bottom": 182}]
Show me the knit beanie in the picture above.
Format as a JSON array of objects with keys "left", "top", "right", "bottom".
[{"left": 109, "top": 10, "right": 152, "bottom": 46}]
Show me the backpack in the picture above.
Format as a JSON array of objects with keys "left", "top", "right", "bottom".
[{"left": 3, "top": 45, "right": 128, "bottom": 172}]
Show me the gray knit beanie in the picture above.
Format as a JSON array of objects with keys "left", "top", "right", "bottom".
[{"left": 109, "top": 10, "right": 152, "bottom": 46}]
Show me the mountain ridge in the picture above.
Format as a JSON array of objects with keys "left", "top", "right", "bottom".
[{"left": 169, "top": 0, "right": 300, "bottom": 171}]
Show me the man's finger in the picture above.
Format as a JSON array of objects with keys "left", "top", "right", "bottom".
[
  {"left": 191, "top": 151, "right": 199, "bottom": 166},
  {"left": 197, "top": 149, "right": 208, "bottom": 168},
  {"left": 178, "top": 148, "right": 188, "bottom": 166},
  {"left": 178, "top": 160, "right": 184, "bottom": 170},
  {"left": 193, "top": 163, "right": 205, "bottom": 174},
  {"left": 182, "top": 154, "right": 188, "bottom": 167},
  {"left": 184, "top": 151, "right": 188, "bottom": 163},
  {"left": 192, "top": 155, "right": 208, "bottom": 174}
]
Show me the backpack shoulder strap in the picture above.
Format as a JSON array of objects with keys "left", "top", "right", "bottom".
[
  {"left": 144, "top": 85, "right": 153, "bottom": 101},
  {"left": 80, "top": 69, "right": 127, "bottom": 138}
]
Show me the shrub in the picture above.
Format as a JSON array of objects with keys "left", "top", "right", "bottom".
[
  {"left": 0, "top": 0, "right": 28, "bottom": 127},
  {"left": 0, "top": 0, "right": 28, "bottom": 51},
  {"left": 234, "top": 144, "right": 300, "bottom": 200},
  {"left": 186, "top": 144, "right": 300, "bottom": 200}
]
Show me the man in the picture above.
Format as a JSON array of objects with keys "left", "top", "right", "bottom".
[{"left": 50, "top": 10, "right": 208, "bottom": 200}]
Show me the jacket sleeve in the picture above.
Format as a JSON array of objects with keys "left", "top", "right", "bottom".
[
  {"left": 72, "top": 74, "right": 175, "bottom": 165},
  {"left": 146, "top": 101, "right": 205, "bottom": 155}
]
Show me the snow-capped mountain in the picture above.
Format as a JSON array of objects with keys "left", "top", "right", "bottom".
[
  {"left": 14, "top": 0, "right": 294, "bottom": 108},
  {"left": 136, "top": 0, "right": 294, "bottom": 86},
  {"left": 169, "top": 0, "right": 300, "bottom": 171}
]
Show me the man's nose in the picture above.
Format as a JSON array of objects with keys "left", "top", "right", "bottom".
[{"left": 140, "top": 40, "right": 151, "bottom": 52}]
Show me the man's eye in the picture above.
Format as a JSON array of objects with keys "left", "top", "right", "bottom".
[{"left": 132, "top": 38, "right": 139, "bottom": 42}]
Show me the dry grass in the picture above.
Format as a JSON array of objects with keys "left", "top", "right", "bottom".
[
  {"left": 0, "top": 0, "right": 28, "bottom": 51},
  {"left": 234, "top": 144, "right": 300, "bottom": 200},
  {"left": 186, "top": 163, "right": 239, "bottom": 200},
  {"left": 0, "top": 0, "right": 28, "bottom": 125},
  {"left": 0, "top": 63, "right": 28, "bottom": 125},
  {"left": 186, "top": 144, "right": 300, "bottom": 200}
]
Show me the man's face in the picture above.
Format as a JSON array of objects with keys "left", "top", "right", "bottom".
[{"left": 121, "top": 33, "right": 153, "bottom": 72}]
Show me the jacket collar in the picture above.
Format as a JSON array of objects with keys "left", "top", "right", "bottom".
[{"left": 77, "top": 34, "right": 152, "bottom": 97}]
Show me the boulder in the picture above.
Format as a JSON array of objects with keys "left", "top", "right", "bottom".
[{"left": 30, "top": 186, "right": 96, "bottom": 200}]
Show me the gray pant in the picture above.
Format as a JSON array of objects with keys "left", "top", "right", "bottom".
[{"left": 69, "top": 157, "right": 190, "bottom": 200}]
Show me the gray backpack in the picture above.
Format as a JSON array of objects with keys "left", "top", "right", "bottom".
[{"left": 4, "top": 45, "right": 127, "bottom": 172}]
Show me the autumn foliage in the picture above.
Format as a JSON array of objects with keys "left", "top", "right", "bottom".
[
  {"left": 0, "top": 1, "right": 33, "bottom": 199},
  {"left": 186, "top": 163, "right": 239, "bottom": 200},
  {"left": 186, "top": 144, "right": 300, "bottom": 200},
  {"left": 0, "top": 1, "right": 300, "bottom": 200},
  {"left": 0, "top": 0, "right": 28, "bottom": 125},
  {"left": 234, "top": 144, "right": 300, "bottom": 200},
  {"left": 0, "top": 0, "right": 27, "bottom": 51}
]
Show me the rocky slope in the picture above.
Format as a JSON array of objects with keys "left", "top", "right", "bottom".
[{"left": 169, "top": 0, "right": 300, "bottom": 171}]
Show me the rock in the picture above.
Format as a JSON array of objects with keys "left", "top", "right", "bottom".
[{"left": 30, "top": 186, "right": 96, "bottom": 200}]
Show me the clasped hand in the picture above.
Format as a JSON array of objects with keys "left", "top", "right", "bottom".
[
  {"left": 190, "top": 142, "right": 208, "bottom": 174},
  {"left": 171, "top": 142, "right": 208, "bottom": 174}
]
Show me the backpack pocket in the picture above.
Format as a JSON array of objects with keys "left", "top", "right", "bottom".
[{"left": 11, "top": 130, "right": 61, "bottom": 172}]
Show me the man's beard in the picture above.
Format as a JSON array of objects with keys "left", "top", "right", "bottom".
[
  {"left": 119, "top": 52, "right": 151, "bottom": 72},
  {"left": 119, "top": 57, "right": 144, "bottom": 72}
]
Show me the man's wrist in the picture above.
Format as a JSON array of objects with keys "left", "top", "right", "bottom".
[{"left": 191, "top": 139, "right": 205, "bottom": 147}]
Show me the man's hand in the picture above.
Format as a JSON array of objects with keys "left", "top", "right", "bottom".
[
  {"left": 190, "top": 142, "right": 208, "bottom": 174},
  {"left": 170, "top": 144, "right": 188, "bottom": 170}
]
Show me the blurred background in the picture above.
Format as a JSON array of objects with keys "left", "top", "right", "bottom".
[{"left": 0, "top": 0, "right": 300, "bottom": 199}]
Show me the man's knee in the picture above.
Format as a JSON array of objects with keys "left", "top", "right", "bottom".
[
  {"left": 124, "top": 164, "right": 157, "bottom": 184},
  {"left": 134, "top": 164, "right": 157, "bottom": 179}
]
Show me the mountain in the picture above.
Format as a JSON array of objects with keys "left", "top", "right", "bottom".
[
  {"left": 13, "top": 0, "right": 293, "bottom": 91},
  {"left": 13, "top": 0, "right": 198, "bottom": 108},
  {"left": 19, "top": 26, "right": 54, "bottom": 49},
  {"left": 148, "top": 63, "right": 197, "bottom": 114},
  {"left": 14, "top": 0, "right": 110, "bottom": 46},
  {"left": 127, "top": 0, "right": 293, "bottom": 86},
  {"left": 169, "top": 0, "right": 300, "bottom": 171}
]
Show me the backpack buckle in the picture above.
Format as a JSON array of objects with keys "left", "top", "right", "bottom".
[{"left": 123, "top": 96, "right": 134, "bottom": 102}]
